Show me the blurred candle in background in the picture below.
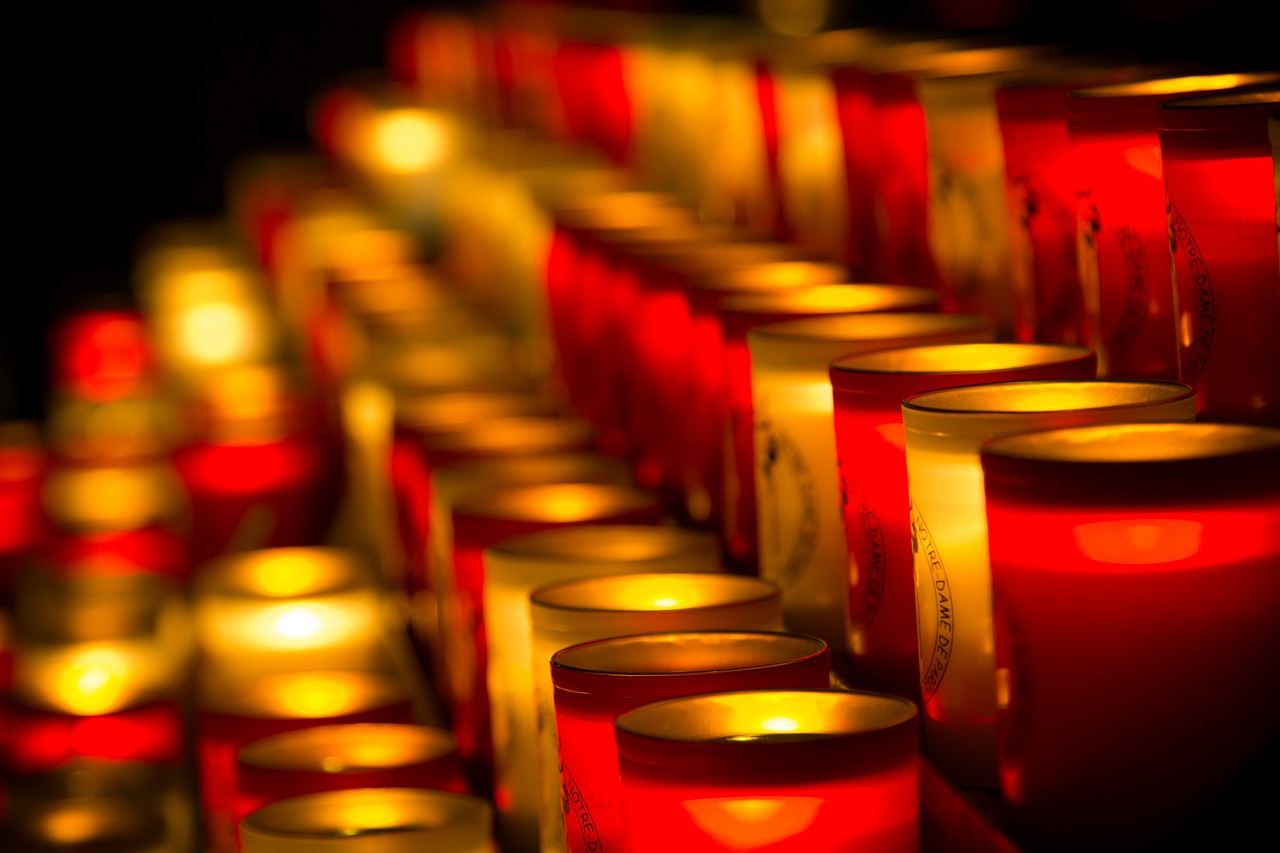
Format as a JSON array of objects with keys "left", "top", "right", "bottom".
[
  {"left": 982, "top": 423, "right": 1280, "bottom": 850},
  {"left": 616, "top": 689, "right": 920, "bottom": 853},
  {"left": 551, "top": 631, "right": 830, "bottom": 853},
  {"left": 483, "top": 524, "right": 720, "bottom": 853},
  {"left": 747, "top": 313, "right": 994, "bottom": 653},
  {"left": 530, "top": 573, "right": 783, "bottom": 853},
  {"left": 902, "top": 380, "right": 1197, "bottom": 786},
  {"left": 1158, "top": 89, "right": 1280, "bottom": 425},
  {"left": 829, "top": 343, "right": 1096, "bottom": 701}
]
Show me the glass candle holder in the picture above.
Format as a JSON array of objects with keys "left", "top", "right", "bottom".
[
  {"left": 551, "top": 632, "right": 830, "bottom": 853},
  {"left": 0, "top": 421, "right": 44, "bottom": 603},
  {"left": 719, "top": 285, "right": 941, "bottom": 574},
  {"left": 239, "top": 788, "right": 493, "bottom": 853},
  {"left": 440, "top": 483, "right": 665, "bottom": 794},
  {"left": 530, "top": 573, "right": 784, "bottom": 853},
  {"left": 483, "top": 525, "right": 720, "bottom": 853},
  {"left": 829, "top": 343, "right": 1097, "bottom": 701},
  {"left": 1158, "top": 89, "right": 1280, "bottom": 425},
  {"left": 747, "top": 313, "right": 994, "bottom": 652},
  {"left": 235, "top": 723, "right": 468, "bottom": 830},
  {"left": 197, "top": 671, "right": 417, "bottom": 853},
  {"left": 1067, "top": 72, "right": 1280, "bottom": 379},
  {"left": 981, "top": 423, "right": 1280, "bottom": 850},
  {"left": 191, "top": 548, "right": 389, "bottom": 685},
  {"left": 3, "top": 798, "right": 171, "bottom": 853},
  {"left": 615, "top": 689, "right": 919, "bottom": 852},
  {"left": 901, "top": 380, "right": 1197, "bottom": 787}
]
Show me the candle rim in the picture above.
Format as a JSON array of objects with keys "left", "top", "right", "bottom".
[
  {"left": 450, "top": 481, "right": 660, "bottom": 523},
  {"left": 551, "top": 630, "right": 827, "bottom": 678},
  {"left": 239, "top": 787, "right": 491, "bottom": 842},
  {"left": 1158, "top": 88, "right": 1280, "bottom": 111},
  {"left": 237, "top": 723, "right": 457, "bottom": 772},
  {"left": 530, "top": 572, "right": 779, "bottom": 614},
  {"left": 198, "top": 670, "right": 410, "bottom": 719},
  {"left": 982, "top": 422, "right": 1280, "bottom": 464},
  {"left": 485, "top": 523, "right": 719, "bottom": 563},
  {"left": 720, "top": 283, "right": 939, "bottom": 317},
  {"left": 902, "top": 379, "right": 1195, "bottom": 416},
  {"left": 193, "top": 547, "right": 370, "bottom": 599},
  {"left": 422, "top": 414, "right": 596, "bottom": 454},
  {"left": 832, "top": 342, "right": 1095, "bottom": 377},
  {"left": 749, "top": 312, "right": 993, "bottom": 345},
  {"left": 1069, "top": 72, "right": 1280, "bottom": 101}
]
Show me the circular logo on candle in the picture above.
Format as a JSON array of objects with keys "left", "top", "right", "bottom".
[
  {"left": 1168, "top": 203, "right": 1215, "bottom": 386},
  {"left": 756, "top": 414, "right": 818, "bottom": 586},
  {"left": 840, "top": 467, "right": 886, "bottom": 633},
  {"left": 911, "top": 503, "right": 953, "bottom": 699},
  {"left": 563, "top": 765, "right": 603, "bottom": 852}
]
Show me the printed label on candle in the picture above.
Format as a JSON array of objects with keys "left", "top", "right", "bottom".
[
  {"left": 1111, "top": 223, "right": 1150, "bottom": 362},
  {"left": 563, "top": 765, "right": 603, "bottom": 852},
  {"left": 840, "top": 468, "right": 886, "bottom": 630},
  {"left": 1168, "top": 204, "right": 1215, "bottom": 386},
  {"left": 757, "top": 415, "right": 818, "bottom": 586},
  {"left": 912, "top": 504, "right": 953, "bottom": 698}
]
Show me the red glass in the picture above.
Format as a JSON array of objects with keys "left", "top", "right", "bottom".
[
  {"left": 718, "top": 286, "right": 938, "bottom": 574},
  {"left": 234, "top": 723, "right": 468, "bottom": 833},
  {"left": 551, "top": 632, "right": 830, "bottom": 853},
  {"left": 982, "top": 423, "right": 1280, "bottom": 849},
  {"left": 555, "top": 40, "right": 634, "bottom": 166},
  {"left": 830, "top": 343, "right": 1097, "bottom": 700},
  {"left": 754, "top": 58, "right": 790, "bottom": 241},
  {"left": 50, "top": 311, "right": 155, "bottom": 403},
  {"left": 196, "top": 672, "right": 416, "bottom": 853},
  {"left": 616, "top": 689, "right": 920, "bottom": 853},
  {"left": 444, "top": 483, "right": 665, "bottom": 795},
  {"left": 3, "top": 700, "right": 183, "bottom": 774},
  {"left": 831, "top": 63, "right": 881, "bottom": 276},
  {"left": 0, "top": 426, "right": 44, "bottom": 602},
  {"left": 1159, "top": 90, "right": 1280, "bottom": 425},
  {"left": 1066, "top": 73, "right": 1280, "bottom": 379}
]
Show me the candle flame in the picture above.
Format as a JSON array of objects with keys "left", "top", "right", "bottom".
[
  {"left": 684, "top": 797, "right": 823, "bottom": 848},
  {"left": 272, "top": 606, "right": 326, "bottom": 640},
  {"left": 254, "top": 554, "right": 319, "bottom": 596},
  {"left": 374, "top": 110, "right": 445, "bottom": 173},
  {"left": 760, "top": 715, "right": 801, "bottom": 733},
  {"left": 650, "top": 597, "right": 680, "bottom": 608},
  {"left": 57, "top": 651, "right": 127, "bottom": 715}
]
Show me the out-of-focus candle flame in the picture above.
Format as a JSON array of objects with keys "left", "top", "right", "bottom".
[
  {"left": 271, "top": 606, "right": 326, "bottom": 640},
  {"left": 57, "top": 651, "right": 126, "bottom": 715},
  {"left": 650, "top": 597, "right": 679, "bottom": 608},
  {"left": 684, "top": 797, "right": 823, "bottom": 848},
  {"left": 1073, "top": 519, "right": 1204, "bottom": 565},
  {"left": 281, "top": 675, "right": 356, "bottom": 716},
  {"left": 253, "top": 553, "right": 320, "bottom": 597},
  {"left": 340, "top": 801, "right": 403, "bottom": 833},
  {"left": 373, "top": 110, "right": 446, "bottom": 173},
  {"left": 760, "top": 715, "right": 801, "bottom": 733}
]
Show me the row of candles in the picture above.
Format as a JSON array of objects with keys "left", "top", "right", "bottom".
[{"left": 2, "top": 4, "right": 1278, "bottom": 852}]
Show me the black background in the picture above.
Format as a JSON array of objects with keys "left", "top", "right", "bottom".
[{"left": 7, "top": 0, "right": 1273, "bottom": 421}]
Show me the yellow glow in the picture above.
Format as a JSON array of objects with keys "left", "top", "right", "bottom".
[
  {"left": 373, "top": 110, "right": 445, "bottom": 173},
  {"left": 41, "top": 809, "right": 101, "bottom": 845},
  {"left": 339, "top": 802, "right": 402, "bottom": 833},
  {"left": 1073, "top": 519, "right": 1204, "bottom": 565},
  {"left": 1143, "top": 74, "right": 1247, "bottom": 95},
  {"left": 1121, "top": 144, "right": 1163, "bottom": 180},
  {"left": 760, "top": 715, "right": 801, "bottom": 733},
  {"left": 650, "top": 597, "right": 680, "bottom": 608},
  {"left": 253, "top": 554, "right": 321, "bottom": 596},
  {"left": 685, "top": 797, "right": 823, "bottom": 848},
  {"left": 272, "top": 606, "right": 326, "bottom": 640},
  {"left": 177, "top": 302, "right": 253, "bottom": 364},
  {"left": 281, "top": 675, "right": 355, "bottom": 716},
  {"left": 321, "top": 756, "right": 345, "bottom": 773},
  {"left": 57, "top": 651, "right": 126, "bottom": 715}
]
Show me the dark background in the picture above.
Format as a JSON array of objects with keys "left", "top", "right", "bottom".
[{"left": 8, "top": 0, "right": 1273, "bottom": 421}]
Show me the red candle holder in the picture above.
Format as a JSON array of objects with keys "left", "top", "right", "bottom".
[
  {"left": 0, "top": 423, "right": 44, "bottom": 604},
  {"left": 235, "top": 723, "right": 468, "bottom": 831},
  {"left": 616, "top": 689, "right": 919, "bottom": 852},
  {"left": 717, "top": 282, "right": 938, "bottom": 574},
  {"left": 982, "top": 423, "right": 1280, "bottom": 849},
  {"left": 443, "top": 483, "right": 665, "bottom": 794},
  {"left": 551, "top": 631, "right": 830, "bottom": 853},
  {"left": 1066, "top": 72, "right": 1280, "bottom": 379},
  {"left": 829, "top": 343, "right": 1097, "bottom": 701},
  {"left": 197, "top": 671, "right": 416, "bottom": 853},
  {"left": 1159, "top": 89, "right": 1280, "bottom": 425},
  {"left": 3, "top": 700, "right": 183, "bottom": 775}
]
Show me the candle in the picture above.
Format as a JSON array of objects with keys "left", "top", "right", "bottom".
[
  {"left": 239, "top": 788, "right": 493, "bottom": 853},
  {"left": 3, "top": 798, "right": 172, "bottom": 853},
  {"left": 829, "top": 343, "right": 1097, "bottom": 701},
  {"left": 901, "top": 379, "right": 1197, "bottom": 786},
  {"left": 615, "top": 689, "right": 919, "bottom": 852},
  {"left": 530, "top": 573, "right": 783, "bottom": 852},
  {"left": 747, "top": 313, "right": 994, "bottom": 652},
  {"left": 981, "top": 423, "right": 1280, "bottom": 849},
  {"left": 192, "top": 548, "right": 390, "bottom": 684},
  {"left": 483, "top": 524, "right": 720, "bottom": 853},
  {"left": 1066, "top": 72, "right": 1279, "bottom": 378},
  {"left": 440, "top": 483, "right": 665, "bottom": 794},
  {"left": 719, "top": 284, "right": 939, "bottom": 572},
  {"left": 236, "top": 723, "right": 468, "bottom": 829},
  {"left": 0, "top": 422, "right": 46, "bottom": 601},
  {"left": 197, "top": 671, "right": 417, "bottom": 853},
  {"left": 552, "top": 631, "right": 830, "bottom": 853},
  {"left": 1158, "top": 89, "right": 1280, "bottom": 424}
]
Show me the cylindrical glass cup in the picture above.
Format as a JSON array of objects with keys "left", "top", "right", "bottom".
[
  {"left": 1066, "top": 72, "right": 1280, "bottom": 378},
  {"left": 239, "top": 788, "right": 493, "bottom": 853},
  {"left": 197, "top": 671, "right": 417, "bottom": 853},
  {"left": 483, "top": 525, "right": 721, "bottom": 853},
  {"left": 530, "top": 573, "right": 784, "bottom": 853},
  {"left": 616, "top": 689, "right": 920, "bottom": 852},
  {"left": 747, "top": 313, "right": 995, "bottom": 653},
  {"left": 552, "top": 631, "right": 830, "bottom": 853},
  {"left": 829, "top": 343, "right": 1097, "bottom": 701},
  {"left": 717, "top": 285, "right": 940, "bottom": 574},
  {"left": 441, "top": 483, "right": 665, "bottom": 793},
  {"left": 1158, "top": 89, "right": 1280, "bottom": 425},
  {"left": 235, "top": 723, "right": 468, "bottom": 831},
  {"left": 982, "top": 423, "right": 1280, "bottom": 850},
  {"left": 901, "top": 380, "right": 1197, "bottom": 786}
]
